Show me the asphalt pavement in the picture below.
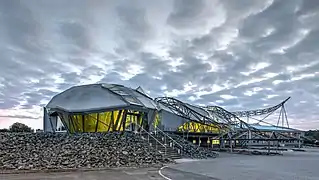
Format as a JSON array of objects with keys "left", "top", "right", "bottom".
[{"left": 2, "top": 149, "right": 319, "bottom": 180}]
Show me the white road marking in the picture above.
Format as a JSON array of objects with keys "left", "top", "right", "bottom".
[{"left": 158, "top": 166, "right": 172, "bottom": 180}]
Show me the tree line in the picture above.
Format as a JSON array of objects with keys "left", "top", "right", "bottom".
[
  {"left": 305, "top": 130, "right": 319, "bottom": 140},
  {"left": 0, "top": 122, "right": 34, "bottom": 133}
]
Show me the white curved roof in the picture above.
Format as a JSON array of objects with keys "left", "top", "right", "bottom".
[{"left": 46, "top": 83, "right": 157, "bottom": 113}]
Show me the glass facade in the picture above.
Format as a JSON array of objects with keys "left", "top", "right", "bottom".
[
  {"left": 59, "top": 110, "right": 145, "bottom": 133},
  {"left": 177, "top": 121, "right": 221, "bottom": 133}
]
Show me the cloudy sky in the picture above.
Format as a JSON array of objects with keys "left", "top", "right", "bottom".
[{"left": 0, "top": 0, "right": 318, "bottom": 130}]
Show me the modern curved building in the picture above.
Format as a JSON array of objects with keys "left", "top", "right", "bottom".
[
  {"left": 44, "top": 83, "right": 228, "bottom": 134},
  {"left": 44, "top": 84, "right": 159, "bottom": 133},
  {"left": 44, "top": 83, "right": 303, "bottom": 148},
  {"left": 44, "top": 83, "right": 238, "bottom": 134}
]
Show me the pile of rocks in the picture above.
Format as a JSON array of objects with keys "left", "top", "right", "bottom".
[
  {"left": 0, "top": 132, "right": 171, "bottom": 171},
  {"left": 168, "top": 134, "right": 219, "bottom": 159}
]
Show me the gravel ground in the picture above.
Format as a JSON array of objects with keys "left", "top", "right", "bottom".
[{"left": 167, "top": 149, "right": 319, "bottom": 180}]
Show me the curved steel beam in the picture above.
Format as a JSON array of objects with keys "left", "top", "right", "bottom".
[
  {"left": 230, "top": 97, "right": 291, "bottom": 117},
  {"left": 156, "top": 97, "right": 258, "bottom": 131},
  {"left": 156, "top": 97, "right": 293, "bottom": 140},
  {"left": 155, "top": 97, "right": 222, "bottom": 127},
  {"left": 204, "top": 105, "right": 257, "bottom": 131}
]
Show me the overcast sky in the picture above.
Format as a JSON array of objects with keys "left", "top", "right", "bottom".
[{"left": 0, "top": 0, "right": 318, "bottom": 130}]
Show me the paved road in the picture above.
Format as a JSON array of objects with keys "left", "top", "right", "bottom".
[
  {"left": 167, "top": 151, "right": 319, "bottom": 180},
  {"left": 161, "top": 167, "right": 218, "bottom": 180},
  {"left": 2, "top": 150, "right": 319, "bottom": 180},
  {"left": 1, "top": 168, "right": 161, "bottom": 180},
  {"left": 1, "top": 168, "right": 160, "bottom": 180},
  {"left": 0, "top": 166, "right": 216, "bottom": 180}
]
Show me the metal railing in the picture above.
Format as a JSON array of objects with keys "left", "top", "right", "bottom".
[
  {"left": 133, "top": 122, "right": 167, "bottom": 156},
  {"left": 154, "top": 127, "right": 184, "bottom": 156}
]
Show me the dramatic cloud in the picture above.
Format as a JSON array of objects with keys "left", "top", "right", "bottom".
[{"left": 0, "top": 0, "right": 318, "bottom": 130}]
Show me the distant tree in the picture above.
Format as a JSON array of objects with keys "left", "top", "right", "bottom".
[
  {"left": 304, "top": 130, "right": 319, "bottom": 146},
  {"left": 0, "top": 128, "right": 9, "bottom": 132},
  {"left": 9, "top": 122, "right": 33, "bottom": 133},
  {"left": 305, "top": 130, "right": 319, "bottom": 140},
  {"left": 35, "top": 129, "right": 43, "bottom": 133}
]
